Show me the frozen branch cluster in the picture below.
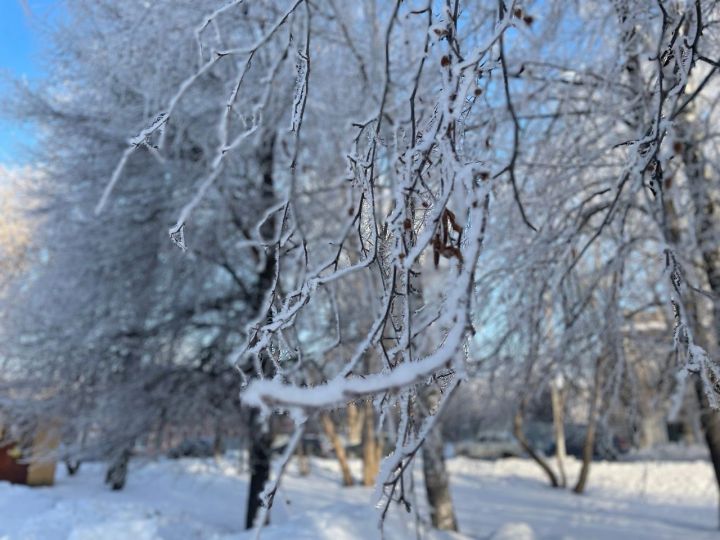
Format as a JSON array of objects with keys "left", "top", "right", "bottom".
[
  {"left": 98, "top": 0, "right": 720, "bottom": 515},
  {"left": 6, "top": 0, "right": 720, "bottom": 531}
]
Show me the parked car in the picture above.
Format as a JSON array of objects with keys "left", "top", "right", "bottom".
[
  {"left": 271, "top": 433, "right": 332, "bottom": 457},
  {"left": 300, "top": 434, "right": 332, "bottom": 457},
  {"left": 544, "top": 424, "right": 630, "bottom": 461},
  {"left": 167, "top": 437, "right": 215, "bottom": 459},
  {"left": 454, "top": 431, "right": 523, "bottom": 460}
]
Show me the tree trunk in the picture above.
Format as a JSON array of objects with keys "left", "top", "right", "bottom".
[
  {"left": 238, "top": 436, "right": 246, "bottom": 474},
  {"left": 695, "top": 378, "right": 720, "bottom": 527},
  {"left": 154, "top": 408, "right": 167, "bottom": 453},
  {"left": 245, "top": 130, "right": 277, "bottom": 529},
  {"left": 213, "top": 416, "right": 224, "bottom": 460},
  {"left": 65, "top": 459, "right": 81, "bottom": 476},
  {"left": 574, "top": 359, "right": 602, "bottom": 494},
  {"left": 676, "top": 105, "right": 720, "bottom": 524},
  {"left": 550, "top": 379, "right": 567, "bottom": 488},
  {"left": 638, "top": 411, "right": 668, "bottom": 449},
  {"left": 422, "top": 388, "right": 458, "bottom": 531},
  {"left": 296, "top": 438, "right": 311, "bottom": 477},
  {"left": 66, "top": 427, "right": 87, "bottom": 476},
  {"left": 346, "top": 402, "right": 364, "bottom": 446},
  {"left": 422, "top": 429, "right": 457, "bottom": 531},
  {"left": 245, "top": 407, "right": 272, "bottom": 529},
  {"left": 683, "top": 389, "right": 703, "bottom": 445},
  {"left": 321, "top": 412, "right": 353, "bottom": 486},
  {"left": 362, "top": 400, "right": 380, "bottom": 487},
  {"left": 105, "top": 446, "right": 132, "bottom": 491},
  {"left": 513, "top": 400, "right": 559, "bottom": 488}
]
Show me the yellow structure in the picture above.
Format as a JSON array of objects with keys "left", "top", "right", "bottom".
[{"left": 0, "top": 419, "right": 59, "bottom": 486}]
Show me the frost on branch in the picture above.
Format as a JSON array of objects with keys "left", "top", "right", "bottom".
[{"left": 93, "top": 0, "right": 720, "bottom": 532}]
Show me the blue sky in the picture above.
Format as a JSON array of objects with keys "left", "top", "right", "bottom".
[{"left": 0, "top": 1, "right": 55, "bottom": 166}]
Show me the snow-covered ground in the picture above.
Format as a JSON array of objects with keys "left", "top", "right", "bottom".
[{"left": 1, "top": 454, "right": 717, "bottom": 540}]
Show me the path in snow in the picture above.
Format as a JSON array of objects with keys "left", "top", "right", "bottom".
[{"left": 0, "top": 455, "right": 716, "bottom": 539}]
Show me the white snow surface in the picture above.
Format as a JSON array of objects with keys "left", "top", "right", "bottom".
[{"left": 0, "top": 455, "right": 717, "bottom": 539}]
